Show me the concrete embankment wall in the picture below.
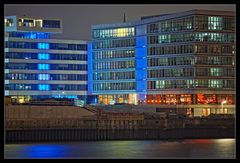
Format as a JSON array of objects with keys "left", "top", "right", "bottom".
[
  {"left": 5, "top": 105, "right": 95, "bottom": 119},
  {"left": 6, "top": 127, "right": 234, "bottom": 143}
]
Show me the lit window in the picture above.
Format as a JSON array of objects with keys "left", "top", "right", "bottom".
[
  {"left": 5, "top": 18, "right": 14, "bottom": 27},
  {"left": 208, "top": 16, "right": 223, "bottom": 30},
  {"left": 38, "top": 84, "right": 50, "bottom": 90},
  {"left": 38, "top": 43, "right": 49, "bottom": 49},
  {"left": 210, "top": 68, "right": 221, "bottom": 76},
  {"left": 34, "top": 19, "right": 43, "bottom": 27},
  {"left": 38, "top": 64, "right": 49, "bottom": 70},
  {"left": 38, "top": 53, "right": 49, "bottom": 60},
  {"left": 38, "top": 74, "right": 50, "bottom": 80}
]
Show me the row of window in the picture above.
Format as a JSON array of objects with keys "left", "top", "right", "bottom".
[
  {"left": 93, "top": 71, "right": 135, "bottom": 80},
  {"left": 195, "top": 68, "right": 234, "bottom": 77},
  {"left": 148, "top": 33, "right": 194, "bottom": 44},
  {"left": 147, "top": 68, "right": 194, "bottom": 78},
  {"left": 195, "top": 32, "right": 234, "bottom": 42},
  {"left": 196, "top": 79, "right": 234, "bottom": 89},
  {"left": 92, "top": 38, "right": 135, "bottom": 49},
  {"left": 5, "top": 41, "right": 87, "bottom": 51},
  {"left": 5, "top": 73, "right": 88, "bottom": 81},
  {"left": 148, "top": 32, "right": 234, "bottom": 44},
  {"left": 18, "top": 19, "right": 60, "bottom": 28},
  {"left": 6, "top": 32, "right": 50, "bottom": 39},
  {"left": 93, "top": 50, "right": 135, "bottom": 60},
  {"left": 195, "top": 16, "right": 234, "bottom": 31},
  {"left": 147, "top": 56, "right": 195, "bottom": 67},
  {"left": 147, "top": 16, "right": 234, "bottom": 33},
  {"left": 148, "top": 80, "right": 194, "bottom": 89},
  {"left": 5, "top": 84, "right": 87, "bottom": 91},
  {"left": 148, "top": 44, "right": 234, "bottom": 56},
  {"left": 93, "top": 27, "right": 135, "bottom": 39},
  {"left": 5, "top": 52, "right": 87, "bottom": 61},
  {"left": 93, "top": 60, "right": 135, "bottom": 70},
  {"left": 93, "top": 82, "right": 136, "bottom": 91},
  {"left": 148, "top": 79, "right": 234, "bottom": 89},
  {"left": 5, "top": 63, "right": 87, "bottom": 71},
  {"left": 146, "top": 94, "right": 235, "bottom": 105},
  {"left": 148, "top": 56, "right": 234, "bottom": 67},
  {"left": 18, "top": 18, "right": 43, "bottom": 28},
  {"left": 194, "top": 44, "right": 234, "bottom": 54},
  {"left": 147, "top": 16, "right": 194, "bottom": 33},
  {"left": 148, "top": 44, "right": 194, "bottom": 55},
  {"left": 50, "top": 43, "right": 87, "bottom": 50},
  {"left": 195, "top": 56, "right": 234, "bottom": 65}
]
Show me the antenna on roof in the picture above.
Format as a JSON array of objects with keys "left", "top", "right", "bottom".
[{"left": 123, "top": 12, "right": 126, "bottom": 22}]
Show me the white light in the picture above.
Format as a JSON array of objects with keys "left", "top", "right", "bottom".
[{"left": 222, "top": 100, "right": 227, "bottom": 104}]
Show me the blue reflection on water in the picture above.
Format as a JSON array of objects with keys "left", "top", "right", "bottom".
[
  {"left": 25, "top": 144, "right": 68, "bottom": 158},
  {"left": 6, "top": 143, "right": 71, "bottom": 158}
]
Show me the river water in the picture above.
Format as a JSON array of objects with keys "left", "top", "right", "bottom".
[{"left": 5, "top": 139, "right": 235, "bottom": 159}]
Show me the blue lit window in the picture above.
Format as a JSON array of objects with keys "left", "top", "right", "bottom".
[
  {"left": 38, "top": 53, "right": 49, "bottom": 60},
  {"left": 23, "top": 32, "right": 36, "bottom": 39},
  {"left": 38, "top": 64, "right": 49, "bottom": 70},
  {"left": 38, "top": 84, "right": 50, "bottom": 90},
  {"left": 38, "top": 74, "right": 50, "bottom": 80},
  {"left": 37, "top": 33, "right": 49, "bottom": 39},
  {"left": 38, "top": 43, "right": 49, "bottom": 49}
]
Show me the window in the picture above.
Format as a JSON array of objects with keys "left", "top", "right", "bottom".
[
  {"left": 210, "top": 68, "right": 222, "bottom": 76},
  {"left": 159, "top": 34, "right": 170, "bottom": 43},
  {"left": 38, "top": 84, "right": 50, "bottom": 90},
  {"left": 38, "top": 53, "right": 49, "bottom": 60},
  {"left": 156, "top": 80, "right": 165, "bottom": 89},
  {"left": 208, "top": 80, "right": 222, "bottom": 88},
  {"left": 35, "top": 19, "right": 43, "bottom": 27},
  {"left": 38, "top": 43, "right": 49, "bottom": 49},
  {"left": 43, "top": 20, "right": 60, "bottom": 28},
  {"left": 38, "top": 64, "right": 49, "bottom": 70},
  {"left": 208, "top": 16, "right": 223, "bottom": 30},
  {"left": 38, "top": 74, "right": 50, "bottom": 80},
  {"left": 5, "top": 18, "right": 14, "bottom": 27}
]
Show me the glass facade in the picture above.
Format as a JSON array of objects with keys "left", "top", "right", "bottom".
[
  {"left": 91, "top": 26, "right": 136, "bottom": 104},
  {"left": 145, "top": 11, "right": 235, "bottom": 111}
]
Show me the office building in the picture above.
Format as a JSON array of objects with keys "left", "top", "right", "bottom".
[
  {"left": 90, "top": 9, "right": 235, "bottom": 116},
  {"left": 5, "top": 16, "right": 88, "bottom": 104}
]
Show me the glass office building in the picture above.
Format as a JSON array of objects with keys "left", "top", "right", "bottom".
[
  {"left": 90, "top": 10, "right": 235, "bottom": 116},
  {"left": 5, "top": 16, "right": 88, "bottom": 103}
]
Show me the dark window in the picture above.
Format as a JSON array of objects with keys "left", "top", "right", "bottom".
[{"left": 43, "top": 20, "right": 60, "bottom": 28}]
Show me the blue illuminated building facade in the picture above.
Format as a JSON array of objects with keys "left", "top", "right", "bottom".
[
  {"left": 5, "top": 16, "right": 88, "bottom": 103},
  {"left": 90, "top": 10, "right": 235, "bottom": 116}
]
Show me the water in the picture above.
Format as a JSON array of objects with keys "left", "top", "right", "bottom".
[{"left": 5, "top": 139, "right": 235, "bottom": 159}]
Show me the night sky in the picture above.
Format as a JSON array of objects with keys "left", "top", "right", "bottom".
[{"left": 5, "top": 4, "right": 235, "bottom": 41}]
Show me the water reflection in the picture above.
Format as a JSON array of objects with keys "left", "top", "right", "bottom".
[{"left": 5, "top": 139, "right": 235, "bottom": 159}]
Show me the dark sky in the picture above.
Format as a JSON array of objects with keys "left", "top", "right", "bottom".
[{"left": 5, "top": 4, "right": 235, "bottom": 41}]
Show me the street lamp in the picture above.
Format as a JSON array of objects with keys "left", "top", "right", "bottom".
[{"left": 221, "top": 100, "right": 227, "bottom": 113}]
